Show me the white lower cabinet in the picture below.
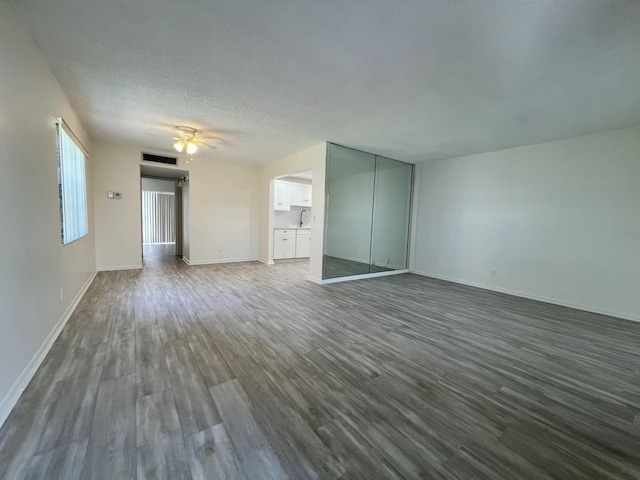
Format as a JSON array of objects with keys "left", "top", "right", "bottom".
[
  {"left": 274, "top": 229, "right": 311, "bottom": 259},
  {"left": 274, "top": 229, "right": 296, "bottom": 259},
  {"left": 295, "top": 230, "right": 311, "bottom": 258}
]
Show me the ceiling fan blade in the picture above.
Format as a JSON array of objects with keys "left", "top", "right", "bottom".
[
  {"left": 145, "top": 126, "right": 223, "bottom": 152},
  {"left": 190, "top": 137, "right": 221, "bottom": 147},
  {"left": 144, "top": 132, "right": 174, "bottom": 138}
]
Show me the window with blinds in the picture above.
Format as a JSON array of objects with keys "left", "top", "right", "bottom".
[{"left": 56, "top": 119, "right": 88, "bottom": 245}]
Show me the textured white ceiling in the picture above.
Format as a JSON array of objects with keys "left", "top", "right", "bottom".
[{"left": 14, "top": 0, "right": 640, "bottom": 164}]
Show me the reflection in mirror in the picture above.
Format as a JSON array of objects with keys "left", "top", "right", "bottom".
[
  {"left": 371, "top": 156, "right": 413, "bottom": 272},
  {"left": 323, "top": 144, "right": 375, "bottom": 279},
  {"left": 323, "top": 143, "right": 413, "bottom": 280}
]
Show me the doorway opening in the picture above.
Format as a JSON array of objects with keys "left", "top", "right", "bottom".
[
  {"left": 140, "top": 164, "right": 189, "bottom": 268},
  {"left": 271, "top": 169, "right": 313, "bottom": 276}
]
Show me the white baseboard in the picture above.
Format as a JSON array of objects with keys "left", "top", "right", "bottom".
[
  {"left": 97, "top": 264, "right": 142, "bottom": 271},
  {"left": 409, "top": 269, "right": 639, "bottom": 323},
  {"left": 183, "top": 257, "right": 259, "bottom": 266},
  {"left": 182, "top": 256, "right": 190, "bottom": 265},
  {"left": 321, "top": 269, "right": 409, "bottom": 284},
  {"left": 257, "top": 258, "right": 275, "bottom": 265},
  {"left": 0, "top": 270, "right": 97, "bottom": 428}
]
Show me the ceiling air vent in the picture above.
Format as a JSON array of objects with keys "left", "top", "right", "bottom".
[{"left": 141, "top": 152, "right": 178, "bottom": 165}]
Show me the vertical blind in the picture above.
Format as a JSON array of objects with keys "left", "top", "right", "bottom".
[
  {"left": 57, "top": 121, "right": 88, "bottom": 244},
  {"left": 142, "top": 191, "right": 175, "bottom": 243}
]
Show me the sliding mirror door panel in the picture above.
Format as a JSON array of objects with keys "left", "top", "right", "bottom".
[
  {"left": 371, "top": 156, "right": 413, "bottom": 272},
  {"left": 323, "top": 144, "right": 375, "bottom": 279}
]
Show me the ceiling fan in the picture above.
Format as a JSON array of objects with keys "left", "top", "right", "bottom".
[{"left": 172, "top": 126, "right": 223, "bottom": 158}]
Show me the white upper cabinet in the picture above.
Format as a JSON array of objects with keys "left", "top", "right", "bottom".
[
  {"left": 290, "top": 183, "right": 304, "bottom": 207},
  {"left": 290, "top": 183, "right": 312, "bottom": 207},
  {"left": 275, "top": 180, "right": 312, "bottom": 210},
  {"left": 303, "top": 184, "right": 312, "bottom": 206},
  {"left": 274, "top": 180, "right": 291, "bottom": 211}
]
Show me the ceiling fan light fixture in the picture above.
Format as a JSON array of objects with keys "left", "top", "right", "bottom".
[
  {"left": 173, "top": 141, "right": 185, "bottom": 152},
  {"left": 186, "top": 142, "right": 198, "bottom": 155}
]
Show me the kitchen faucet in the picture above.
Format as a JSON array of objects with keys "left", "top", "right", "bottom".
[{"left": 300, "top": 210, "right": 307, "bottom": 227}]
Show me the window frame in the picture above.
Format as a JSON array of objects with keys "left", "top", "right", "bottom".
[{"left": 56, "top": 118, "right": 89, "bottom": 245}]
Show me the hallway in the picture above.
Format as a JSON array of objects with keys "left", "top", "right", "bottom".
[{"left": 143, "top": 243, "right": 178, "bottom": 269}]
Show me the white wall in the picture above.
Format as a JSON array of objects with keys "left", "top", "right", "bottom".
[
  {"left": 92, "top": 142, "right": 259, "bottom": 268},
  {"left": 0, "top": 0, "right": 95, "bottom": 425},
  {"left": 141, "top": 177, "right": 175, "bottom": 193},
  {"left": 411, "top": 126, "right": 640, "bottom": 322},
  {"left": 258, "top": 143, "right": 326, "bottom": 282},
  {"left": 186, "top": 159, "right": 259, "bottom": 264},
  {"left": 92, "top": 142, "right": 145, "bottom": 270}
]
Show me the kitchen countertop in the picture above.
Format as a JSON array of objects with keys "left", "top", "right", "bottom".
[{"left": 274, "top": 226, "right": 311, "bottom": 230}]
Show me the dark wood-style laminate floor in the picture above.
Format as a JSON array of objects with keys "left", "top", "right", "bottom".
[{"left": 1, "top": 245, "right": 640, "bottom": 479}]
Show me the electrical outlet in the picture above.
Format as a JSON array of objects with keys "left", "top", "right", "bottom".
[{"left": 490, "top": 269, "right": 497, "bottom": 277}]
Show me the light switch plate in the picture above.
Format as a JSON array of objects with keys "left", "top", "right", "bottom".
[
  {"left": 114, "top": 192, "right": 123, "bottom": 199},
  {"left": 107, "top": 191, "right": 114, "bottom": 198}
]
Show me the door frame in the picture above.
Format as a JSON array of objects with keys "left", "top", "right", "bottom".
[{"left": 140, "top": 174, "right": 182, "bottom": 257}]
